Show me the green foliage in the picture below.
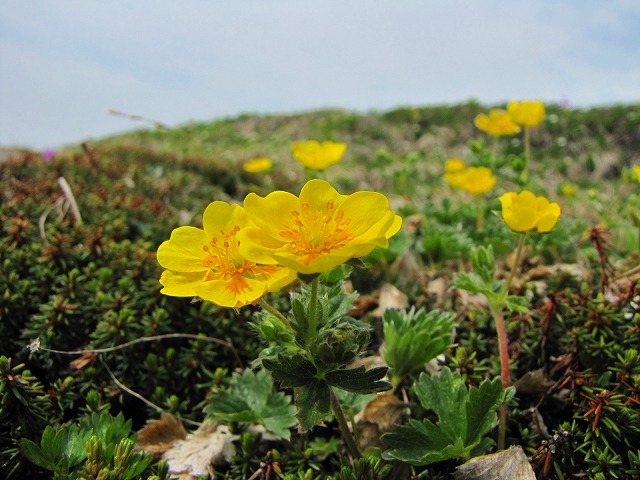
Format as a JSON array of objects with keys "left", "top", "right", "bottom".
[
  {"left": 383, "top": 368, "right": 513, "bottom": 466},
  {"left": 263, "top": 354, "right": 390, "bottom": 430},
  {"left": 382, "top": 307, "right": 454, "bottom": 382},
  {"left": 205, "top": 369, "right": 297, "bottom": 439},
  {"left": 326, "top": 453, "right": 393, "bottom": 480},
  {"left": 20, "top": 412, "right": 154, "bottom": 479}
]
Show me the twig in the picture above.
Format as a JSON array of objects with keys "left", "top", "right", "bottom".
[
  {"left": 58, "top": 177, "right": 83, "bottom": 225},
  {"left": 32, "top": 332, "right": 243, "bottom": 368},
  {"left": 102, "top": 361, "right": 201, "bottom": 427}
]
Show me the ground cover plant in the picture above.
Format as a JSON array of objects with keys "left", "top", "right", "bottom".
[{"left": 1, "top": 100, "right": 640, "bottom": 479}]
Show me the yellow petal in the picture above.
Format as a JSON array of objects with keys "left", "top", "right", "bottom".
[
  {"left": 504, "top": 207, "right": 537, "bottom": 232},
  {"left": 157, "top": 226, "right": 209, "bottom": 272},
  {"left": 243, "top": 190, "right": 300, "bottom": 234},
  {"left": 195, "top": 276, "right": 267, "bottom": 308},
  {"left": 202, "top": 202, "right": 246, "bottom": 233},
  {"left": 159, "top": 270, "right": 204, "bottom": 297}
]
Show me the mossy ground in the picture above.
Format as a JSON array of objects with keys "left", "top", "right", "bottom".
[{"left": 1, "top": 101, "right": 639, "bottom": 478}]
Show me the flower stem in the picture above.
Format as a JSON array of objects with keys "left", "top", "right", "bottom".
[
  {"left": 491, "top": 304, "right": 510, "bottom": 451},
  {"left": 493, "top": 232, "right": 527, "bottom": 450},
  {"left": 307, "top": 276, "right": 319, "bottom": 343},
  {"left": 257, "top": 298, "right": 291, "bottom": 328},
  {"left": 330, "top": 387, "right": 362, "bottom": 459},
  {"left": 520, "top": 126, "right": 531, "bottom": 184},
  {"left": 503, "top": 233, "right": 527, "bottom": 298}
]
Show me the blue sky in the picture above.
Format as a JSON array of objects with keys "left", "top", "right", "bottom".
[{"left": 1, "top": 1, "right": 639, "bottom": 149}]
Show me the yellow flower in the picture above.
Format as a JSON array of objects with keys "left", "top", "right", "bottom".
[
  {"left": 507, "top": 100, "right": 545, "bottom": 128},
  {"left": 459, "top": 166, "right": 496, "bottom": 195},
  {"left": 445, "top": 158, "right": 465, "bottom": 173},
  {"left": 474, "top": 109, "right": 521, "bottom": 136},
  {"left": 560, "top": 182, "right": 577, "bottom": 197},
  {"left": 499, "top": 191, "right": 561, "bottom": 233},
  {"left": 238, "top": 179, "right": 402, "bottom": 274},
  {"left": 243, "top": 157, "right": 272, "bottom": 173},
  {"left": 157, "top": 202, "right": 297, "bottom": 308},
  {"left": 291, "top": 140, "right": 347, "bottom": 170},
  {"left": 444, "top": 159, "right": 466, "bottom": 188},
  {"left": 634, "top": 165, "right": 640, "bottom": 182}
]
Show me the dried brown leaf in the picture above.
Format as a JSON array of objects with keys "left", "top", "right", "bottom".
[
  {"left": 514, "top": 369, "right": 555, "bottom": 395},
  {"left": 454, "top": 446, "right": 536, "bottom": 480},
  {"left": 356, "top": 393, "right": 408, "bottom": 450},
  {"left": 136, "top": 414, "right": 187, "bottom": 460},
  {"left": 163, "top": 421, "right": 237, "bottom": 479},
  {"left": 372, "top": 283, "right": 408, "bottom": 317}
]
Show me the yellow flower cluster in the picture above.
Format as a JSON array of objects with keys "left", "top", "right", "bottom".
[
  {"left": 243, "top": 157, "right": 272, "bottom": 173},
  {"left": 474, "top": 109, "right": 521, "bottom": 136},
  {"left": 291, "top": 140, "right": 347, "bottom": 170},
  {"left": 444, "top": 159, "right": 496, "bottom": 195},
  {"left": 507, "top": 100, "right": 545, "bottom": 128},
  {"left": 157, "top": 180, "right": 402, "bottom": 307},
  {"left": 474, "top": 100, "right": 545, "bottom": 136},
  {"left": 634, "top": 165, "right": 640, "bottom": 182},
  {"left": 499, "top": 190, "right": 561, "bottom": 233}
]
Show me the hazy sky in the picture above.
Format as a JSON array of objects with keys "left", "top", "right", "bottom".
[{"left": 1, "top": 1, "right": 639, "bottom": 149}]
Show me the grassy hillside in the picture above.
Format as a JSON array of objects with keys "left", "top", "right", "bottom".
[{"left": 1, "top": 101, "right": 640, "bottom": 479}]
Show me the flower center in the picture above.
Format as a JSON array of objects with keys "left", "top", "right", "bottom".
[
  {"left": 201, "top": 225, "right": 277, "bottom": 288},
  {"left": 279, "top": 201, "right": 354, "bottom": 265}
]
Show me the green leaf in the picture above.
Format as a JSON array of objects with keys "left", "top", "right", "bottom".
[
  {"left": 263, "top": 354, "right": 317, "bottom": 387},
  {"left": 413, "top": 369, "right": 467, "bottom": 441},
  {"left": 206, "top": 369, "right": 296, "bottom": 439},
  {"left": 20, "top": 437, "right": 55, "bottom": 471},
  {"left": 451, "top": 272, "right": 489, "bottom": 295},
  {"left": 63, "top": 423, "right": 92, "bottom": 468},
  {"left": 465, "top": 377, "right": 503, "bottom": 445},
  {"left": 383, "top": 308, "right": 454, "bottom": 380},
  {"left": 382, "top": 368, "right": 507, "bottom": 466},
  {"left": 503, "top": 295, "right": 529, "bottom": 313},
  {"left": 297, "top": 379, "right": 332, "bottom": 431},
  {"left": 40, "top": 425, "right": 66, "bottom": 470},
  {"left": 326, "top": 366, "right": 391, "bottom": 394}
]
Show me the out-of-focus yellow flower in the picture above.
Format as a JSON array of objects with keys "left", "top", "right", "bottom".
[
  {"left": 157, "top": 202, "right": 296, "bottom": 308},
  {"left": 560, "top": 182, "right": 577, "bottom": 197},
  {"left": 507, "top": 100, "right": 545, "bottom": 128},
  {"left": 238, "top": 179, "right": 402, "bottom": 274},
  {"left": 634, "top": 165, "right": 640, "bottom": 182},
  {"left": 291, "top": 140, "right": 347, "bottom": 170},
  {"left": 499, "top": 191, "right": 561, "bottom": 233},
  {"left": 474, "top": 109, "right": 521, "bottom": 136},
  {"left": 243, "top": 157, "right": 272, "bottom": 173},
  {"left": 445, "top": 158, "right": 465, "bottom": 173},
  {"left": 459, "top": 166, "right": 497, "bottom": 195},
  {"left": 444, "top": 159, "right": 466, "bottom": 188}
]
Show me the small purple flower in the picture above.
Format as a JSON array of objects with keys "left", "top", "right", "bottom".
[{"left": 42, "top": 148, "right": 56, "bottom": 161}]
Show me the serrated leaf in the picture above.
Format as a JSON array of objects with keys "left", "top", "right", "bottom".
[
  {"left": 206, "top": 370, "right": 296, "bottom": 439},
  {"left": 63, "top": 424, "right": 91, "bottom": 467},
  {"left": 383, "top": 419, "right": 466, "bottom": 465},
  {"left": 326, "top": 366, "right": 392, "bottom": 394},
  {"left": 503, "top": 295, "right": 529, "bottom": 313},
  {"left": 383, "top": 368, "right": 507, "bottom": 466},
  {"left": 414, "top": 369, "right": 467, "bottom": 440},
  {"left": 452, "top": 273, "right": 489, "bottom": 295},
  {"left": 297, "top": 380, "right": 332, "bottom": 431},
  {"left": 263, "top": 354, "right": 317, "bottom": 387},
  {"left": 40, "top": 426, "right": 65, "bottom": 469},
  {"left": 465, "top": 377, "right": 503, "bottom": 445},
  {"left": 20, "top": 438, "right": 55, "bottom": 471}
]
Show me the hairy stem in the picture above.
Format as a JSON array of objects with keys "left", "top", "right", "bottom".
[
  {"left": 257, "top": 297, "right": 291, "bottom": 328},
  {"left": 307, "top": 276, "right": 319, "bottom": 344},
  {"left": 330, "top": 387, "right": 362, "bottom": 459}
]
